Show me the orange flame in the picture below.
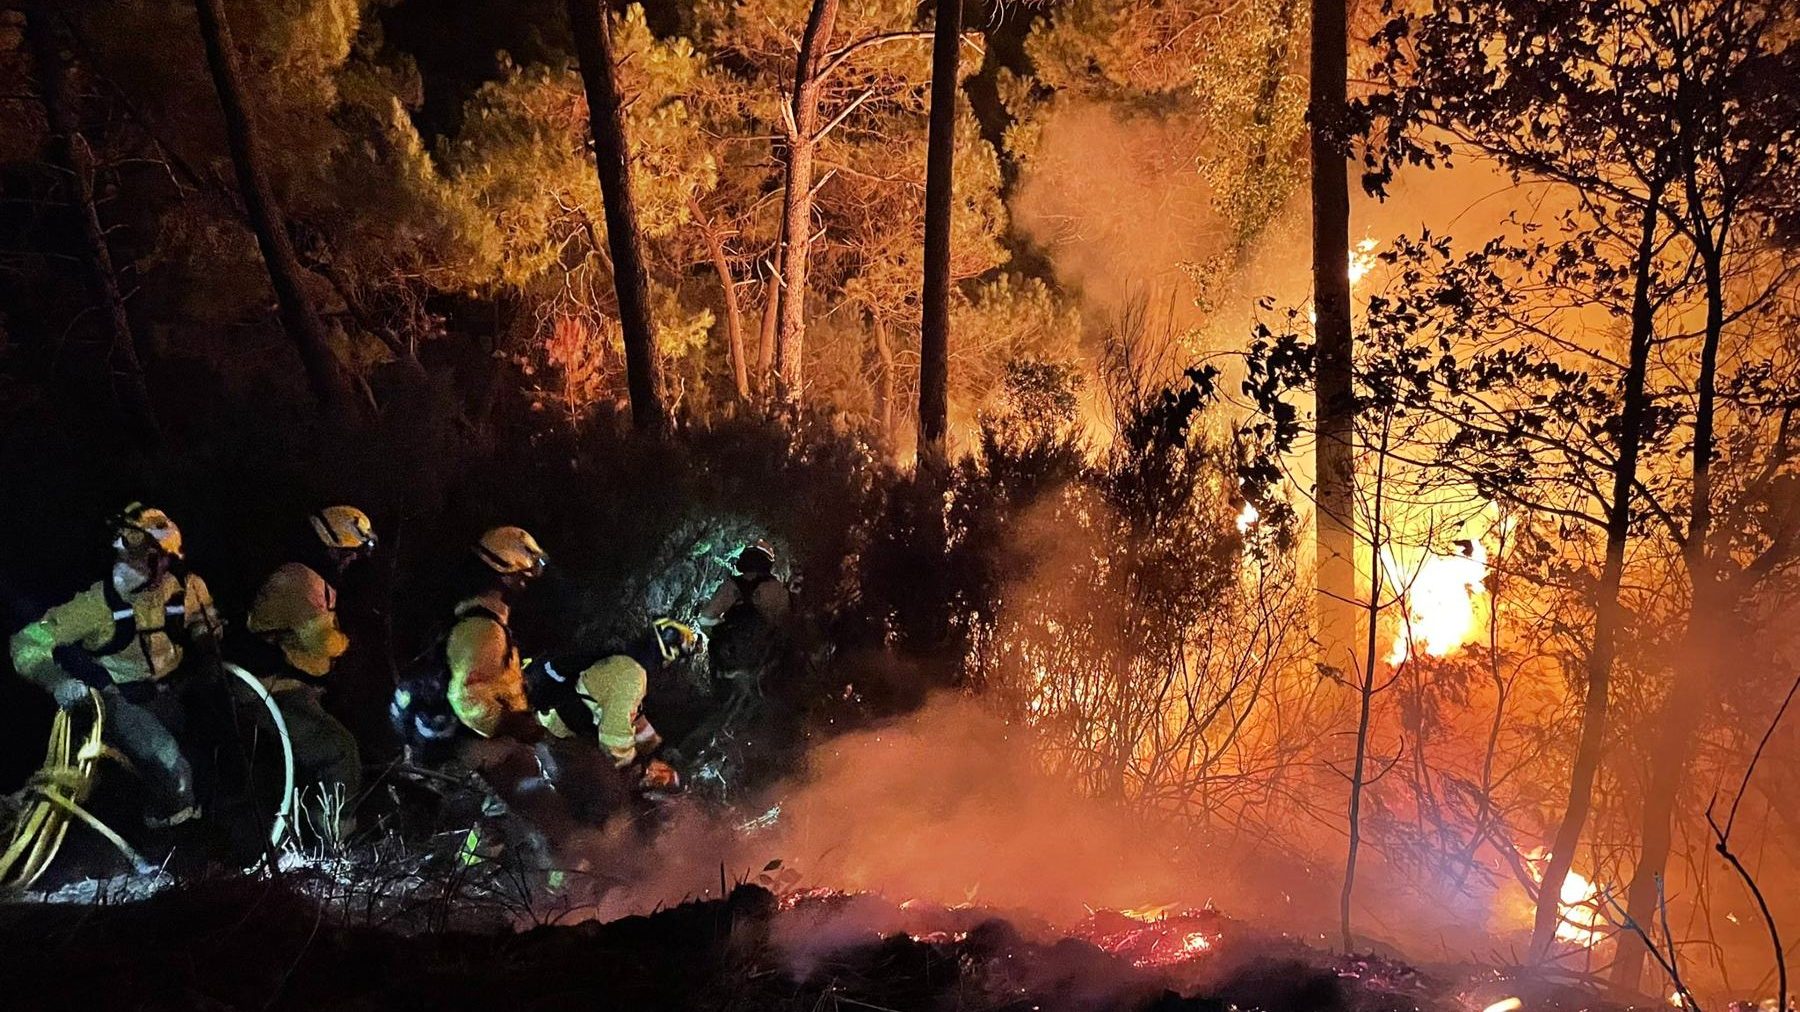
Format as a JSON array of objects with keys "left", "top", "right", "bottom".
[{"left": 1524, "top": 848, "right": 1606, "bottom": 946}]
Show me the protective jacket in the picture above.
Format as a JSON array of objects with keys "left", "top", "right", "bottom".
[
  {"left": 539, "top": 654, "right": 657, "bottom": 766},
  {"left": 10, "top": 568, "right": 220, "bottom": 695},
  {"left": 246, "top": 563, "right": 348, "bottom": 680},
  {"left": 446, "top": 593, "right": 526, "bottom": 738}
]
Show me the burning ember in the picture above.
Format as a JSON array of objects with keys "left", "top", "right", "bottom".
[
  {"left": 1076, "top": 907, "right": 1223, "bottom": 969},
  {"left": 1384, "top": 538, "right": 1489, "bottom": 665}
]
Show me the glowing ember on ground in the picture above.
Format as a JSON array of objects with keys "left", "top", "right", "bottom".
[
  {"left": 1481, "top": 997, "right": 1523, "bottom": 1012},
  {"left": 905, "top": 930, "right": 969, "bottom": 944},
  {"left": 777, "top": 886, "right": 849, "bottom": 911},
  {"left": 1385, "top": 538, "right": 1489, "bottom": 665},
  {"left": 1075, "top": 909, "right": 1223, "bottom": 968}
]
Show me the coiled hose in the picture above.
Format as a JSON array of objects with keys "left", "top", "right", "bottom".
[
  {"left": 0, "top": 665, "right": 297, "bottom": 891},
  {"left": 0, "top": 689, "right": 147, "bottom": 891}
]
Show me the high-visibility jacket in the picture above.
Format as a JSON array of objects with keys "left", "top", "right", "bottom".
[
  {"left": 446, "top": 594, "right": 526, "bottom": 738},
  {"left": 10, "top": 568, "right": 220, "bottom": 691},
  {"left": 246, "top": 563, "right": 348, "bottom": 680},
  {"left": 540, "top": 654, "right": 651, "bottom": 766}
]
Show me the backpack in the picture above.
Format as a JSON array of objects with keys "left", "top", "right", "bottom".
[
  {"left": 708, "top": 574, "right": 784, "bottom": 672},
  {"left": 389, "top": 605, "right": 508, "bottom": 764},
  {"left": 528, "top": 656, "right": 600, "bottom": 743}
]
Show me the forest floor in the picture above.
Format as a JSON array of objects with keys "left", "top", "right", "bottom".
[{"left": 0, "top": 867, "right": 1636, "bottom": 1012}]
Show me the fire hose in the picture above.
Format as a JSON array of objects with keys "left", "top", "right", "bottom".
[
  {"left": 0, "top": 688, "right": 148, "bottom": 891},
  {"left": 222, "top": 661, "right": 298, "bottom": 850},
  {"left": 0, "top": 664, "right": 297, "bottom": 892}
]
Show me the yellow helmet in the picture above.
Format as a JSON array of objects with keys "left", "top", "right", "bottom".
[
  {"left": 476, "top": 526, "right": 548, "bottom": 576},
  {"left": 310, "top": 506, "right": 377, "bottom": 550},
  {"left": 113, "top": 502, "right": 183, "bottom": 558},
  {"left": 652, "top": 618, "right": 700, "bottom": 664}
]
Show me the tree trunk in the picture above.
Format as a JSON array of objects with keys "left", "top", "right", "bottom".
[
  {"left": 1530, "top": 189, "right": 1663, "bottom": 960},
  {"left": 1341, "top": 416, "right": 1390, "bottom": 952},
  {"left": 772, "top": 0, "right": 839, "bottom": 402},
  {"left": 691, "top": 196, "right": 749, "bottom": 401},
  {"left": 756, "top": 252, "right": 780, "bottom": 395},
  {"left": 916, "top": 0, "right": 960, "bottom": 469},
  {"left": 1611, "top": 614, "right": 1717, "bottom": 990},
  {"left": 873, "top": 313, "right": 896, "bottom": 444},
  {"left": 567, "top": 0, "right": 665, "bottom": 433},
  {"left": 1611, "top": 238, "right": 1727, "bottom": 991},
  {"left": 1310, "top": 0, "right": 1356, "bottom": 665},
  {"left": 24, "top": 2, "right": 161, "bottom": 449},
  {"left": 192, "top": 0, "right": 360, "bottom": 414}
]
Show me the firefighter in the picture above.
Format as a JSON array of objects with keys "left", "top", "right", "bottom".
[
  {"left": 8, "top": 503, "right": 222, "bottom": 828},
  {"left": 696, "top": 540, "right": 792, "bottom": 711},
  {"left": 446, "top": 525, "right": 547, "bottom": 742},
  {"left": 240, "top": 506, "right": 376, "bottom": 831},
  {"left": 390, "top": 524, "right": 549, "bottom": 764},
  {"left": 411, "top": 526, "right": 568, "bottom": 864},
  {"left": 526, "top": 617, "right": 700, "bottom": 809}
]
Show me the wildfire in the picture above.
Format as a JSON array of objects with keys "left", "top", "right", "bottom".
[
  {"left": 1078, "top": 908, "right": 1222, "bottom": 968},
  {"left": 1552, "top": 868, "right": 1605, "bottom": 945},
  {"left": 1384, "top": 538, "right": 1489, "bottom": 665},
  {"left": 1523, "top": 849, "right": 1607, "bottom": 947},
  {"left": 1348, "top": 238, "right": 1380, "bottom": 287},
  {"left": 1119, "top": 902, "right": 1181, "bottom": 922},
  {"left": 1236, "top": 499, "right": 1261, "bottom": 535}
]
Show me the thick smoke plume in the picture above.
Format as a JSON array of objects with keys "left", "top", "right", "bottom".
[{"left": 576, "top": 695, "right": 1206, "bottom": 927}]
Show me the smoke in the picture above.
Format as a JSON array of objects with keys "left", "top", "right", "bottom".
[
  {"left": 572, "top": 694, "right": 1205, "bottom": 929},
  {"left": 756, "top": 694, "right": 1200, "bottom": 919},
  {"left": 1011, "top": 100, "right": 1224, "bottom": 329},
  {"left": 1012, "top": 94, "right": 1540, "bottom": 348}
]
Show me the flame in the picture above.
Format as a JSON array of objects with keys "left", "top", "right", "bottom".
[
  {"left": 1236, "top": 500, "right": 1261, "bottom": 535},
  {"left": 1553, "top": 867, "right": 1605, "bottom": 945},
  {"left": 1348, "top": 237, "right": 1380, "bottom": 287},
  {"left": 1308, "top": 238, "right": 1384, "bottom": 324},
  {"left": 1120, "top": 902, "right": 1180, "bottom": 922},
  {"left": 1384, "top": 539, "right": 1489, "bottom": 665},
  {"left": 1523, "top": 849, "right": 1606, "bottom": 946},
  {"left": 1482, "top": 998, "right": 1524, "bottom": 1012}
]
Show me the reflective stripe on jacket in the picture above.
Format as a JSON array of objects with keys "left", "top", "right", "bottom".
[{"left": 9, "top": 571, "right": 218, "bottom": 690}]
